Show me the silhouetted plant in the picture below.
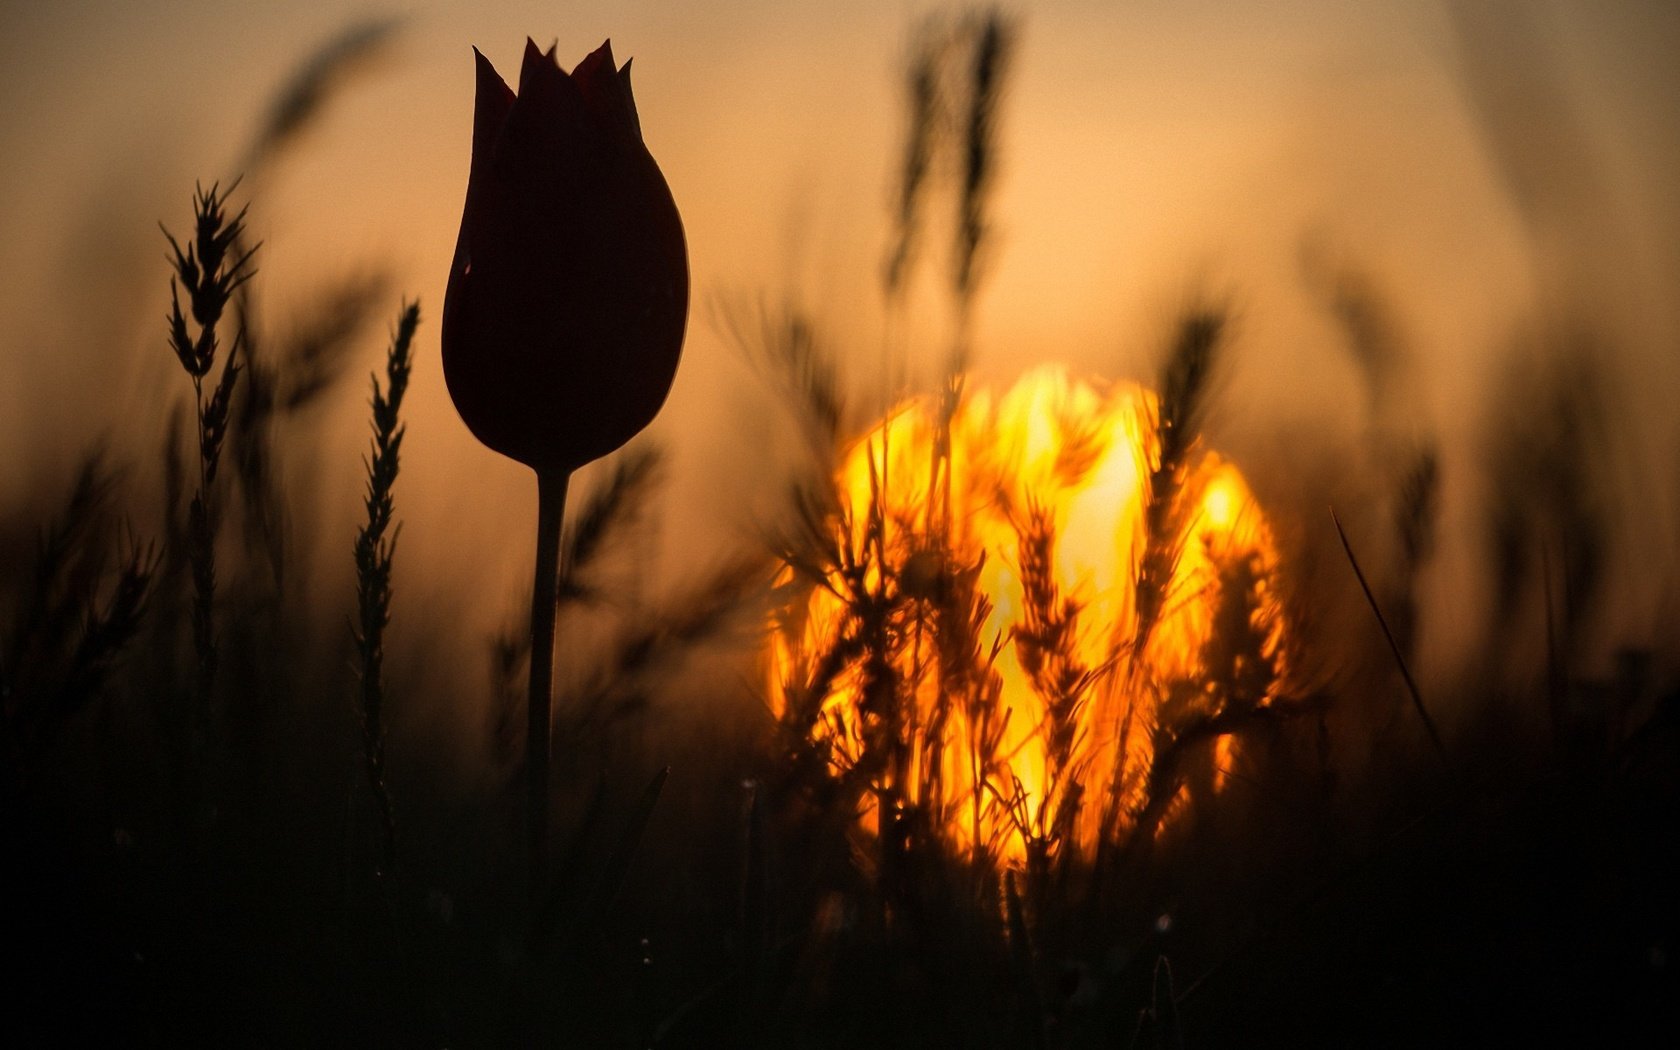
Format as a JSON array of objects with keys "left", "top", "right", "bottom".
[
  {"left": 162, "top": 181, "right": 255, "bottom": 722},
  {"left": 352, "top": 300, "right": 419, "bottom": 878},
  {"left": 2, "top": 454, "right": 157, "bottom": 764},
  {"left": 442, "top": 41, "right": 689, "bottom": 903}
]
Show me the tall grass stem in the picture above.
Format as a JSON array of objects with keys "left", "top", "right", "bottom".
[
  {"left": 1330, "top": 507, "right": 1445, "bottom": 756},
  {"left": 352, "top": 300, "right": 418, "bottom": 877}
]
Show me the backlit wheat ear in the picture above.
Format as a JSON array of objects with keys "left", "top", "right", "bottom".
[
  {"left": 163, "top": 180, "right": 257, "bottom": 724},
  {"left": 1133, "top": 309, "right": 1224, "bottom": 653},
  {"left": 1098, "top": 308, "right": 1226, "bottom": 851},
  {"left": 352, "top": 300, "right": 419, "bottom": 879}
]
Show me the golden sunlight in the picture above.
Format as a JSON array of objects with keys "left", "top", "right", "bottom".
[{"left": 771, "top": 366, "right": 1291, "bottom": 869}]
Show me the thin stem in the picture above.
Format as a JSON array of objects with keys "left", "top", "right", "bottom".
[
  {"left": 191, "top": 372, "right": 210, "bottom": 708},
  {"left": 1330, "top": 506, "right": 1446, "bottom": 758},
  {"left": 528, "top": 468, "right": 570, "bottom": 903}
]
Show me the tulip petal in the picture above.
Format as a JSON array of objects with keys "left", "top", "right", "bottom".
[
  {"left": 617, "top": 58, "right": 642, "bottom": 138},
  {"left": 521, "top": 37, "right": 546, "bottom": 77},
  {"left": 470, "top": 48, "right": 515, "bottom": 184},
  {"left": 519, "top": 39, "right": 571, "bottom": 109},
  {"left": 511, "top": 35, "right": 583, "bottom": 145},
  {"left": 518, "top": 40, "right": 547, "bottom": 99},
  {"left": 573, "top": 40, "right": 640, "bottom": 139},
  {"left": 571, "top": 39, "right": 615, "bottom": 86}
]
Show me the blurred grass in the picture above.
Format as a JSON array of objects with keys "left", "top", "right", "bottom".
[{"left": 1, "top": 7, "right": 1677, "bottom": 1047}]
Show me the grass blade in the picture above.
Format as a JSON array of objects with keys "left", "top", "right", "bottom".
[{"left": 1330, "top": 506, "right": 1445, "bottom": 756}]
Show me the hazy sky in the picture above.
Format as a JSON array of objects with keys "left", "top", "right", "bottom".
[{"left": 3, "top": 1, "right": 1676, "bottom": 674}]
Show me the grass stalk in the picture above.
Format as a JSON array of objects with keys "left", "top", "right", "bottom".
[
  {"left": 163, "top": 180, "right": 255, "bottom": 765},
  {"left": 352, "top": 300, "right": 418, "bottom": 878},
  {"left": 1330, "top": 507, "right": 1445, "bottom": 757}
]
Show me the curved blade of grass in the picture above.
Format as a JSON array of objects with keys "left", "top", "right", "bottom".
[{"left": 1330, "top": 507, "right": 1445, "bottom": 757}]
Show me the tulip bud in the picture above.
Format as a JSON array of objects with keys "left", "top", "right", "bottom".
[{"left": 443, "top": 39, "right": 688, "bottom": 476}]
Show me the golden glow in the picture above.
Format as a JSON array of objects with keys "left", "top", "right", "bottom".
[{"left": 770, "top": 367, "right": 1289, "bottom": 867}]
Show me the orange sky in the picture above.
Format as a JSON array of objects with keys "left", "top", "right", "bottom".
[{"left": 2, "top": 0, "right": 1676, "bottom": 684}]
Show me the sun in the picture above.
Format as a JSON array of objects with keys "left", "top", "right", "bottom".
[{"left": 770, "top": 365, "right": 1292, "bottom": 868}]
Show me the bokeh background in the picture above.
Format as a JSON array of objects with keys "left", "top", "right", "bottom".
[{"left": 3, "top": 0, "right": 1677, "bottom": 721}]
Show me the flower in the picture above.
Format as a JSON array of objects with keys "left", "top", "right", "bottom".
[{"left": 443, "top": 39, "right": 688, "bottom": 475}]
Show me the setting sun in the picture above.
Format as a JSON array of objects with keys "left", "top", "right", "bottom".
[
  {"left": 3, "top": 2, "right": 1676, "bottom": 1043},
  {"left": 771, "top": 366, "right": 1289, "bottom": 865}
]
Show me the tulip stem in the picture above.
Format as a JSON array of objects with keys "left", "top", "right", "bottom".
[{"left": 529, "top": 467, "right": 570, "bottom": 907}]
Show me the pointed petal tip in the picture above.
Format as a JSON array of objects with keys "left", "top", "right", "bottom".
[
  {"left": 573, "top": 39, "right": 621, "bottom": 91},
  {"left": 472, "top": 45, "right": 513, "bottom": 105},
  {"left": 580, "top": 39, "right": 616, "bottom": 72},
  {"left": 519, "top": 36, "right": 566, "bottom": 96},
  {"left": 521, "top": 37, "right": 544, "bottom": 73}
]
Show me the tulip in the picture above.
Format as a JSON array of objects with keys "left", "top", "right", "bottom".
[
  {"left": 443, "top": 38, "right": 687, "bottom": 475},
  {"left": 442, "top": 39, "right": 688, "bottom": 898}
]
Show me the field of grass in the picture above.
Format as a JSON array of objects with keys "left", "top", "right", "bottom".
[{"left": 4, "top": 9, "right": 1677, "bottom": 1047}]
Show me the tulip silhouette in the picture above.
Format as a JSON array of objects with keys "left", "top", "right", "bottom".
[{"left": 442, "top": 39, "right": 688, "bottom": 900}]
